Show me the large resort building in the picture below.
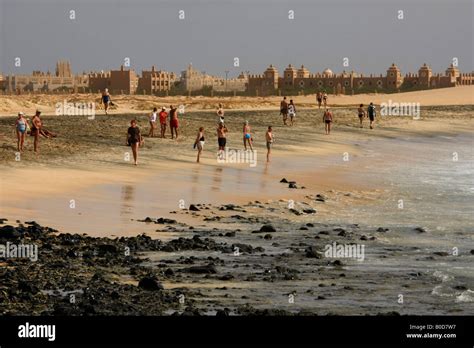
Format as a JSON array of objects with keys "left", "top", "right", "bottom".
[
  {"left": 1, "top": 61, "right": 472, "bottom": 96},
  {"left": 180, "top": 64, "right": 248, "bottom": 93},
  {"left": 2, "top": 61, "right": 89, "bottom": 93},
  {"left": 247, "top": 63, "right": 473, "bottom": 96}
]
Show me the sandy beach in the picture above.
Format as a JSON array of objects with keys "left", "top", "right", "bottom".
[
  {"left": 0, "top": 90, "right": 473, "bottom": 315},
  {"left": 0, "top": 85, "right": 473, "bottom": 117}
]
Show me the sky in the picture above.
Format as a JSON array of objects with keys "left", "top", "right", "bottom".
[{"left": 0, "top": 0, "right": 472, "bottom": 78}]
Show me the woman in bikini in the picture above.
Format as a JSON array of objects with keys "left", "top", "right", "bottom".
[
  {"left": 15, "top": 112, "right": 29, "bottom": 152},
  {"left": 126, "top": 119, "right": 142, "bottom": 165},
  {"left": 194, "top": 127, "right": 205, "bottom": 163},
  {"left": 243, "top": 120, "right": 253, "bottom": 151}
]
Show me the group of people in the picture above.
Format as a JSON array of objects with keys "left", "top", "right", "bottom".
[
  {"left": 14, "top": 89, "right": 377, "bottom": 165},
  {"left": 279, "top": 97, "right": 297, "bottom": 126},
  {"left": 147, "top": 106, "right": 179, "bottom": 139},
  {"left": 14, "top": 110, "right": 56, "bottom": 153}
]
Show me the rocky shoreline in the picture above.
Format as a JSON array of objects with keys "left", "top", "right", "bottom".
[{"left": 2, "top": 186, "right": 471, "bottom": 316}]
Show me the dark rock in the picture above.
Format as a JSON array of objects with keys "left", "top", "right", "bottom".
[
  {"left": 376, "top": 227, "right": 389, "bottom": 232},
  {"left": 218, "top": 274, "right": 234, "bottom": 281},
  {"left": 263, "top": 234, "right": 273, "bottom": 240},
  {"left": 98, "top": 244, "right": 118, "bottom": 255},
  {"left": 303, "top": 208, "right": 316, "bottom": 214},
  {"left": 18, "top": 281, "right": 39, "bottom": 294},
  {"left": 306, "top": 223, "right": 314, "bottom": 227},
  {"left": 433, "top": 251, "right": 449, "bottom": 257},
  {"left": 305, "top": 246, "right": 322, "bottom": 258},
  {"left": 144, "top": 217, "right": 154, "bottom": 222},
  {"left": 164, "top": 268, "right": 174, "bottom": 277},
  {"left": 289, "top": 209, "right": 301, "bottom": 215},
  {"left": 0, "top": 225, "right": 21, "bottom": 239},
  {"left": 414, "top": 227, "right": 426, "bottom": 233},
  {"left": 157, "top": 218, "right": 177, "bottom": 224},
  {"left": 259, "top": 225, "right": 276, "bottom": 233},
  {"left": 299, "top": 226, "right": 308, "bottom": 230},
  {"left": 224, "top": 232, "right": 236, "bottom": 237},
  {"left": 189, "top": 204, "right": 200, "bottom": 211},
  {"left": 288, "top": 183, "right": 297, "bottom": 189},
  {"left": 185, "top": 264, "right": 217, "bottom": 274},
  {"left": 332, "top": 260, "right": 344, "bottom": 267},
  {"left": 138, "top": 276, "right": 163, "bottom": 291},
  {"left": 280, "top": 178, "right": 288, "bottom": 183}
]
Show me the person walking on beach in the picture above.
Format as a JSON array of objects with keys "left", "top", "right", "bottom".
[
  {"left": 216, "top": 103, "right": 225, "bottom": 124},
  {"left": 194, "top": 127, "right": 205, "bottom": 163},
  {"left": 358, "top": 104, "right": 366, "bottom": 128},
  {"left": 243, "top": 120, "right": 253, "bottom": 151},
  {"left": 265, "top": 126, "right": 274, "bottom": 162},
  {"left": 217, "top": 122, "right": 228, "bottom": 159},
  {"left": 323, "top": 108, "right": 333, "bottom": 135},
  {"left": 169, "top": 105, "right": 179, "bottom": 139},
  {"left": 316, "top": 92, "right": 323, "bottom": 109},
  {"left": 148, "top": 107, "right": 158, "bottom": 137},
  {"left": 30, "top": 110, "right": 42, "bottom": 153},
  {"left": 280, "top": 96, "right": 289, "bottom": 125},
  {"left": 102, "top": 89, "right": 111, "bottom": 115},
  {"left": 288, "top": 99, "right": 296, "bottom": 126},
  {"left": 15, "top": 112, "right": 29, "bottom": 152},
  {"left": 367, "top": 102, "right": 376, "bottom": 129},
  {"left": 159, "top": 107, "right": 168, "bottom": 138},
  {"left": 127, "top": 119, "right": 142, "bottom": 165},
  {"left": 323, "top": 92, "right": 328, "bottom": 108}
]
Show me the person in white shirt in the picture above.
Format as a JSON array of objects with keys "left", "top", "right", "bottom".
[{"left": 148, "top": 107, "right": 158, "bottom": 137}]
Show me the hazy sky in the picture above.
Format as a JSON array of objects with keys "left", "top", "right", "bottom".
[{"left": 1, "top": 0, "right": 472, "bottom": 78}]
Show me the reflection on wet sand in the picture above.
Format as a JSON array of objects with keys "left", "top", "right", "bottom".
[{"left": 212, "top": 167, "right": 223, "bottom": 192}]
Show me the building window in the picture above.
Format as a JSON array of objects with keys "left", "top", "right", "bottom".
[
  {"left": 344, "top": 81, "right": 349, "bottom": 86},
  {"left": 329, "top": 81, "right": 333, "bottom": 86},
  {"left": 318, "top": 81, "right": 323, "bottom": 87},
  {"left": 299, "top": 81, "right": 305, "bottom": 87},
  {"left": 377, "top": 80, "right": 383, "bottom": 86},
  {"left": 390, "top": 73, "right": 394, "bottom": 77},
  {"left": 358, "top": 80, "right": 364, "bottom": 86}
]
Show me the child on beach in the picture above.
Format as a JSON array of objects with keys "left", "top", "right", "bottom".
[
  {"left": 358, "top": 104, "right": 366, "bottom": 128},
  {"left": 159, "top": 107, "right": 168, "bottom": 138},
  {"left": 194, "top": 127, "right": 205, "bottom": 163},
  {"left": 288, "top": 100, "right": 296, "bottom": 126},
  {"left": 15, "top": 112, "right": 29, "bottom": 152},
  {"left": 127, "top": 119, "right": 142, "bottom": 165},
  {"left": 243, "top": 121, "right": 253, "bottom": 151},
  {"left": 265, "top": 126, "right": 274, "bottom": 162},
  {"left": 323, "top": 108, "right": 333, "bottom": 135},
  {"left": 148, "top": 107, "right": 158, "bottom": 137}
]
